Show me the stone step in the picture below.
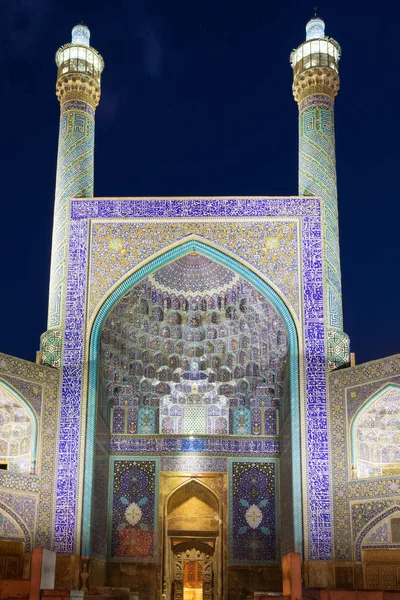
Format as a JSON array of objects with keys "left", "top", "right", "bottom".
[
  {"left": 86, "top": 588, "right": 130, "bottom": 596},
  {"left": 85, "top": 588, "right": 130, "bottom": 600},
  {"left": 85, "top": 596, "right": 129, "bottom": 600}
]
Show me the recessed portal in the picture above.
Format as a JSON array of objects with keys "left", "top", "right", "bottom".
[
  {"left": 172, "top": 539, "right": 215, "bottom": 600},
  {"left": 88, "top": 246, "right": 300, "bottom": 580}
]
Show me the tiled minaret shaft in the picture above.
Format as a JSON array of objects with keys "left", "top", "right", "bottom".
[
  {"left": 40, "top": 25, "right": 104, "bottom": 367},
  {"left": 291, "top": 17, "right": 349, "bottom": 369}
]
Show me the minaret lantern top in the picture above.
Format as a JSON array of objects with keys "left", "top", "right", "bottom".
[
  {"left": 306, "top": 17, "right": 325, "bottom": 40},
  {"left": 71, "top": 23, "right": 90, "bottom": 46}
]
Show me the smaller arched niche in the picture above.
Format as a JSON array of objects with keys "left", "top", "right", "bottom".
[
  {"left": 167, "top": 480, "right": 220, "bottom": 534},
  {"left": 352, "top": 386, "right": 400, "bottom": 479},
  {"left": 357, "top": 507, "right": 400, "bottom": 589},
  {"left": 362, "top": 509, "right": 400, "bottom": 550},
  {"left": 0, "top": 382, "right": 35, "bottom": 474}
]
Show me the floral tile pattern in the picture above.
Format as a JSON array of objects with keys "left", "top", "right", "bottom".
[
  {"left": 229, "top": 459, "right": 277, "bottom": 564},
  {"left": 109, "top": 458, "right": 159, "bottom": 562}
]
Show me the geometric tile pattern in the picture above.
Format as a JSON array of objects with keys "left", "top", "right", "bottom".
[
  {"left": 89, "top": 219, "right": 300, "bottom": 319},
  {"left": 364, "top": 518, "right": 391, "bottom": 545},
  {"left": 0, "top": 492, "right": 36, "bottom": 552},
  {"left": 229, "top": 459, "right": 278, "bottom": 564},
  {"left": 109, "top": 458, "right": 158, "bottom": 562},
  {"left": 48, "top": 102, "right": 95, "bottom": 330},
  {"left": 299, "top": 94, "right": 343, "bottom": 334},
  {"left": 327, "top": 329, "right": 350, "bottom": 370},
  {"left": 40, "top": 329, "right": 62, "bottom": 368},
  {"left": 91, "top": 415, "right": 109, "bottom": 558},
  {"left": 151, "top": 253, "right": 237, "bottom": 293},
  {"left": 58, "top": 196, "right": 329, "bottom": 560},
  {"left": 329, "top": 354, "right": 400, "bottom": 560}
]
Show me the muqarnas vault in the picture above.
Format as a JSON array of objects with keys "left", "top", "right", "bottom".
[{"left": 0, "top": 16, "right": 399, "bottom": 600}]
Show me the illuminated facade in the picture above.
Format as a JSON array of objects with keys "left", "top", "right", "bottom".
[{"left": 0, "top": 18, "right": 399, "bottom": 598}]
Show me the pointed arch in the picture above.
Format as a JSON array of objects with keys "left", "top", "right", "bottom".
[
  {"left": 0, "top": 501, "right": 32, "bottom": 552},
  {"left": 350, "top": 384, "right": 400, "bottom": 478},
  {"left": 0, "top": 380, "right": 38, "bottom": 473},
  {"left": 355, "top": 505, "right": 400, "bottom": 561},
  {"left": 82, "top": 238, "right": 302, "bottom": 555},
  {"left": 165, "top": 477, "right": 221, "bottom": 515}
]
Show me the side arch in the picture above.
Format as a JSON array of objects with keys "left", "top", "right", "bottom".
[
  {"left": 0, "top": 380, "right": 38, "bottom": 473},
  {"left": 82, "top": 238, "right": 302, "bottom": 555},
  {"left": 350, "top": 384, "right": 400, "bottom": 477},
  {"left": 0, "top": 501, "right": 32, "bottom": 552},
  {"left": 355, "top": 505, "right": 400, "bottom": 561}
]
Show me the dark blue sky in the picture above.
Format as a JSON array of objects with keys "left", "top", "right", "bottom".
[{"left": 0, "top": 0, "right": 399, "bottom": 365}]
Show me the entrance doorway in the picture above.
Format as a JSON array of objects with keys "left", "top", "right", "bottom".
[{"left": 172, "top": 541, "right": 214, "bottom": 600}]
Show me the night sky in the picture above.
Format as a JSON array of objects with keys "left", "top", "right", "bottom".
[{"left": 0, "top": 0, "right": 399, "bottom": 366}]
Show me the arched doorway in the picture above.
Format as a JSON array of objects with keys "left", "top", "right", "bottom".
[
  {"left": 165, "top": 480, "right": 220, "bottom": 600},
  {"left": 173, "top": 543, "right": 214, "bottom": 600}
]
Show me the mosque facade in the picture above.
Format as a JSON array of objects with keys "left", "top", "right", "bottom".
[{"left": 0, "top": 17, "right": 399, "bottom": 599}]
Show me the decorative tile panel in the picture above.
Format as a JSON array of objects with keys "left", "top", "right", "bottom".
[
  {"left": 160, "top": 456, "right": 227, "bottom": 472},
  {"left": 89, "top": 219, "right": 300, "bottom": 318},
  {"left": 109, "top": 458, "right": 159, "bottom": 562},
  {"left": 229, "top": 459, "right": 278, "bottom": 564},
  {"left": 110, "top": 436, "right": 279, "bottom": 456}
]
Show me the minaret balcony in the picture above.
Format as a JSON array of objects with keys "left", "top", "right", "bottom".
[{"left": 290, "top": 38, "right": 340, "bottom": 79}]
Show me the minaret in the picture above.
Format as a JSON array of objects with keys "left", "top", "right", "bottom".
[
  {"left": 40, "top": 24, "right": 104, "bottom": 367},
  {"left": 290, "top": 16, "right": 349, "bottom": 369}
]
